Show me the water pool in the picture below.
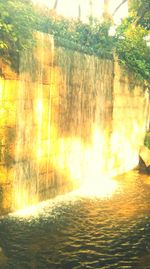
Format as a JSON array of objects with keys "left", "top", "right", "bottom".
[{"left": 0, "top": 171, "right": 150, "bottom": 269}]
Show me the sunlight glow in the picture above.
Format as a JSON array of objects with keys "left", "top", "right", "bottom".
[
  {"left": 36, "top": 99, "right": 43, "bottom": 123},
  {"left": 13, "top": 187, "right": 39, "bottom": 214},
  {"left": 33, "top": 0, "right": 128, "bottom": 24},
  {"left": 12, "top": 177, "right": 118, "bottom": 218},
  {"left": 52, "top": 126, "right": 118, "bottom": 199},
  {"left": 0, "top": 80, "right": 3, "bottom": 101},
  {"left": 109, "top": 131, "right": 139, "bottom": 176},
  {"left": 36, "top": 99, "right": 43, "bottom": 160},
  {"left": 55, "top": 127, "right": 105, "bottom": 184},
  {"left": 78, "top": 176, "right": 118, "bottom": 198},
  {"left": 11, "top": 31, "right": 146, "bottom": 213},
  {"left": 13, "top": 203, "right": 45, "bottom": 218}
]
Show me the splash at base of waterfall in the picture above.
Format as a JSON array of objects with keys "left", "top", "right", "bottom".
[
  {"left": 77, "top": 177, "right": 118, "bottom": 198},
  {"left": 11, "top": 176, "right": 118, "bottom": 218}
]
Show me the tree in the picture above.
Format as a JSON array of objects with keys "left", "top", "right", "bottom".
[
  {"left": 130, "top": 0, "right": 150, "bottom": 29},
  {"left": 116, "top": 18, "right": 150, "bottom": 87},
  {"left": 112, "top": 0, "right": 127, "bottom": 16},
  {"left": 53, "top": 0, "right": 59, "bottom": 10},
  {"left": 78, "top": 4, "right": 81, "bottom": 21},
  {"left": 114, "top": 0, "right": 150, "bottom": 87},
  {"left": 0, "top": 0, "right": 36, "bottom": 74},
  {"left": 103, "top": 0, "right": 110, "bottom": 19}
]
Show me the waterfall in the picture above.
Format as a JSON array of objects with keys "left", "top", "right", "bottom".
[
  {"left": 12, "top": 34, "right": 115, "bottom": 210},
  {"left": 0, "top": 32, "right": 147, "bottom": 213},
  {"left": 53, "top": 48, "right": 114, "bottom": 184},
  {"left": 13, "top": 33, "right": 55, "bottom": 210}
]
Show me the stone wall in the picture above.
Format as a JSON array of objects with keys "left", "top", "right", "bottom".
[
  {"left": 0, "top": 33, "right": 147, "bottom": 214},
  {"left": 111, "top": 60, "right": 148, "bottom": 175},
  {"left": 0, "top": 79, "right": 18, "bottom": 214}
]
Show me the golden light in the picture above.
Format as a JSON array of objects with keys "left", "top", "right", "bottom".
[
  {"left": 33, "top": 0, "right": 128, "bottom": 24},
  {"left": 12, "top": 98, "right": 143, "bottom": 211},
  {"left": 12, "top": 177, "right": 118, "bottom": 218},
  {"left": 13, "top": 187, "right": 39, "bottom": 213},
  {"left": 11, "top": 190, "right": 79, "bottom": 218},
  {"left": 36, "top": 99, "right": 43, "bottom": 160},
  {"left": 36, "top": 99, "right": 43, "bottom": 124},
  {"left": 77, "top": 176, "right": 118, "bottom": 198},
  {"left": 51, "top": 126, "right": 118, "bottom": 199},
  {"left": 55, "top": 127, "right": 105, "bottom": 183},
  {"left": 12, "top": 199, "right": 48, "bottom": 218},
  {"left": 10, "top": 11, "right": 145, "bottom": 213},
  {"left": 0, "top": 80, "right": 3, "bottom": 101}
]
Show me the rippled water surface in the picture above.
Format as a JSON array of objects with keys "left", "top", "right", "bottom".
[{"left": 0, "top": 171, "right": 150, "bottom": 269}]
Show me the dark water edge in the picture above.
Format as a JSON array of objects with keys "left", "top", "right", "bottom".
[{"left": 0, "top": 171, "right": 150, "bottom": 269}]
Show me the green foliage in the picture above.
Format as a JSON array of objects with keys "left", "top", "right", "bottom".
[
  {"left": 0, "top": 0, "right": 149, "bottom": 89},
  {"left": 130, "top": 0, "right": 150, "bottom": 30},
  {"left": 0, "top": 0, "right": 36, "bottom": 73},
  {"left": 36, "top": 9, "right": 150, "bottom": 88},
  {"left": 115, "top": 18, "right": 150, "bottom": 87},
  {"left": 115, "top": 0, "right": 150, "bottom": 87},
  {"left": 37, "top": 12, "right": 114, "bottom": 59}
]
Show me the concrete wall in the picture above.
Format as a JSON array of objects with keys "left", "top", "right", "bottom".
[
  {"left": 111, "top": 60, "right": 148, "bottom": 175},
  {"left": 0, "top": 34, "right": 147, "bottom": 214}
]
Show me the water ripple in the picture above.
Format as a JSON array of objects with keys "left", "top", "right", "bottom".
[{"left": 0, "top": 172, "right": 150, "bottom": 268}]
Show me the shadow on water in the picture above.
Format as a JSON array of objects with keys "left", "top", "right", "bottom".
[{"left": 0, "top": 171, "right": 150, "bottom": 269}]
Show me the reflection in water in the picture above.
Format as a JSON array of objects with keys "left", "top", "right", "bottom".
[{"left": 0, "top": 171, "right": 150, "bottom": 269}]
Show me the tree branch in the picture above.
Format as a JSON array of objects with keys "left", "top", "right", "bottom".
[
  {"left": 112, "top": 0, "right": 127, "bottom": 16},
  {"left": 53, "top": 0, "right": 59, "bottom": 10}
]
